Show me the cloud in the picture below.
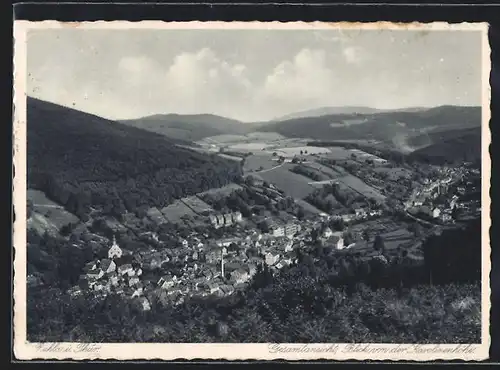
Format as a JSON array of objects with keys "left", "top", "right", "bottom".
[
  {"left": 342, "top": 46, "right": 365, "bottom": 65},
  {"left": 261, "top": 48, "right": 335, "bottom": 105}
]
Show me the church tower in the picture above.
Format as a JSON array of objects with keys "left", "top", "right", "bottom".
[{"left": 108, "top": 234, "right": 123, "bottom": 260}]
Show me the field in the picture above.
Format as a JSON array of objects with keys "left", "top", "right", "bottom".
[
  {"left": 337, "top": 175, "right": 386, "bottom": 201},
  {"left": 160, "top": 200, "right": 197, "bottom": 223},
  {"left": 27, "top": 189, "right": 79, "bottom": 229},
  {"left": 146, "top": 207, "right": 169, "bottom": 225},
  {"left": 243, "top": 154, "right": 280, "bottom": 173},
  {"left": 273, "top": 146, "right": 331, "bottom": 158},
  {"left": 256, "top": 164, "right": 316, "bottom": 199},
  {"left": 302, "top": 162, "right": 344, "bottom": 178},
  {"left": 373, "top": 167, "right": 413, "bottom": 181},
  {"left": 246, "top": 132, "right": 285, "bottom": 141},
  {"left": 198, "top": 134, "right": 249, "bottom": 144},
  {"left": 181, "top": 196, "right": 214, "bottom": 214},
  {"left": 322, "top": 147, "right": 354, "bottom": 160}
]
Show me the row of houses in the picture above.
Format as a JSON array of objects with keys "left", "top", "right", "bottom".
[{"left": 209, "top": 212, "right": 243, "bottom": 228}]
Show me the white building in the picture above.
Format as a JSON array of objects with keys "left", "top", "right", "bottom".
[{"left": 108, "top": 235, "right": 123, "bottom": 260}]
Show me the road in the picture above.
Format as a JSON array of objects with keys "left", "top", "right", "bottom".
[
  {"left": 34, "top": 204, "right": 63, "bottom": 209},
  {"left": 249, "top": 162, "right": 285, "bottom": 175}
]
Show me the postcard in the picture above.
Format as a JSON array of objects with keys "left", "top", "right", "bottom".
[{"left": 13, "top": 20, "right": 491, "bottom": 361}]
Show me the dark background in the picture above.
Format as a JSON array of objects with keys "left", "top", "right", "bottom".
[{"left": 10, "top": 0, "right": 500, "bottom": 365}]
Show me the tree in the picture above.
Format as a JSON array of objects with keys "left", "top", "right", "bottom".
[
  {"left": 409, "top": 223, "right": 423, "bottom": 238},
  {"left": 272, "top": 152, "right": 277, "bottom": 157},
  {"left": 373, "top": 235, "right": 385, "bottom": 254},
  {"left": 245, "top": 176, "right": 256, "bottom": 187},
  {"left": 362, "top": 230, "right": 370, "bottom": 242}
]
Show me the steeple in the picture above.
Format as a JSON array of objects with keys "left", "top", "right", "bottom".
[{"left": 221, "top": 247, "right": 225, "bottom": 280}]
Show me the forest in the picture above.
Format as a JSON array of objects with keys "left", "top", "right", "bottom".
[
  {"left": 27, "top": 98, "right": 242, "bottom": 220},
  {"left": 27, "top": 217, "right": 481, "bottom": 343}
]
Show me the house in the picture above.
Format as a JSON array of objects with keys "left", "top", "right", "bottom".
[
  {"left": 420, "top": 206, "right": 441, "bottom": 218},
  {"left": 83, "top": 261, "right": 98, "bottom": 273},
  {"left": 207, "top": 282, "right": 221, "bottom": 294},
  {"left": 201, "top": 269, "right": 214, "bottom": 280},
  {"left": 180, "top": 239, "right": 188, "bottom": 248},
  {"left": 284, "top": 239, "right": 293, "bottom": 252},
  {"left": 217, "top": 238, "right": 239, "bottom": 248},
  {"left": 86, "top": 268, "right": 104, "bottom": 280},
  {"left": 354, "top": 208, "right": 367, "bottom": 218},
  {"left": 223, "top": 213, "right": 233, "bottom": 226},
  {"left": 108, "top": 272, "right": 119, "bottom": 286},
  {"left": 215, "top": 214, "right": 225, "bottom": 227},
  {"left": 284, "top": 223, "right": 300, "bottom": 238},
  {"left": 138, "top": 297, "right": 151, "bottom": 311},
  {"left": 322, "top": 227, "right": 333, "bottom": 239},
  {"left": 209, "top": 214, "right": 218, "bottom": 227},
  {"left": 232, "top": 212, "right": 243, "bottom": 223},
  {"left": 244, "top": 264, "right": 257, "bottom": 277},
  {"left": 231, "top": 268, "right": 250, "bottom": 284},
  {"left": 108, "top": 235, "right": 123, "bottom": 260},
  {"left": 100, "top": 259, "right": 116, "bottom": 274},
  {"left": 330, "top": 235, "right": 344, "bottom": 250},
  {"left": 265, "top": 251, "right": 280, "bottom": 266},
  {"left": 158, "top": 275, "right": 177, "bottom": 290},
  {"left": 67, "top": 286, "right": 82, "bottom": 297},
  {"left": 271, "top": 226, "right": 285, "bottom": 237},
  {"left": 128, "top": 276, "right": 140, "bottom": 287},
  {"left": 117, "top": 264, "right": 134, "bottom": 276},
  {"left": 131, "top": 285, "right": 144, "bottom": 298},
  {"left": 220, "top": 284, "right": 235, "bottom": 296}
]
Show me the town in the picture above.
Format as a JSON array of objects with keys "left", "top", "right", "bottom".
[{"left": 28, "top": 140, "right": 481, "bottom": 312}]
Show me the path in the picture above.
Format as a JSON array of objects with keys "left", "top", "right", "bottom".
[
  {"left": 34, "top": 204, "right": 64, "bottom": 209},
  {"left": 249, "top": 162, "right": 285, "bottom": 175}
]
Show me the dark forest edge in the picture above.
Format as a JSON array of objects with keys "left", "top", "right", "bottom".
[
  {"left": 307, "top": 138, "right": 481, "bottom": 167},
  {"left": 27, "top": 97, "right": 243, "bottom": 221},
  {"left": 28, "top": 217, "right": 481, "bottom": 343}
]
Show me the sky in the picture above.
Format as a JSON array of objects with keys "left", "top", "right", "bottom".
[{"left": 27, "top": 28, "right": 483, "bottom": 122}]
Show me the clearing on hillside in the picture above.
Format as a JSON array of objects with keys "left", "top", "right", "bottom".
[{"left": 28, "top": 189, "right": 80, "bottom": 229}]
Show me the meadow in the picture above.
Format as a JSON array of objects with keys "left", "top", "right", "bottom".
[
  {"left": 181, "top": 196, "right": 214, "bottom": 214},
  {"left": 243, "top": 154, "right": 280, "bottom": 173},
  {"left": 160, "top": 200, "right": 197, "bottom": 223},
  {"left": 337, "top": 175, "right": 386, "bottom": 201},
  {"left": 257, "top": 164, "right": 316, "bottom": 199},
  {"left": 27, "top": 189, "right": 79, "bottom": 229},
  {"left": 273, "top": 146, "right": 331, "bottom": 157}
]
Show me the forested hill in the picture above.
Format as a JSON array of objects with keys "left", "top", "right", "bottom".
[
  {"left": 27, "top": 97, "right": 242, "bottom": 220},
  {"left": 120, "top": 113, "right": 251, "bottom": 142},
  {"left": 407, "top": 127, "right": 482, "bottom": 165},
  {"left": 258, "top": 105, "right": 481, "bottom": 144}
]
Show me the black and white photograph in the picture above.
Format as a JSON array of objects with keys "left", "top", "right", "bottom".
[{"left": 13, "top": 21, "right": 490, "bottom": 361}]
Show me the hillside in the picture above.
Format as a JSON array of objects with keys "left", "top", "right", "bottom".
[
  {"left": 274, "top": 106, "right": 385, "bottom": 121},
  {"left": 120, "top": 113, "right": 252, "bottom": 141},
  {"left": 258, "top": 106, "right": 481, "bottom": 149},
  {"left": 407, "top": 127, "right": 482, "bottom": 165},
  {"left": 27, "top": 97, "right": 242, "bottom": 219}
]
